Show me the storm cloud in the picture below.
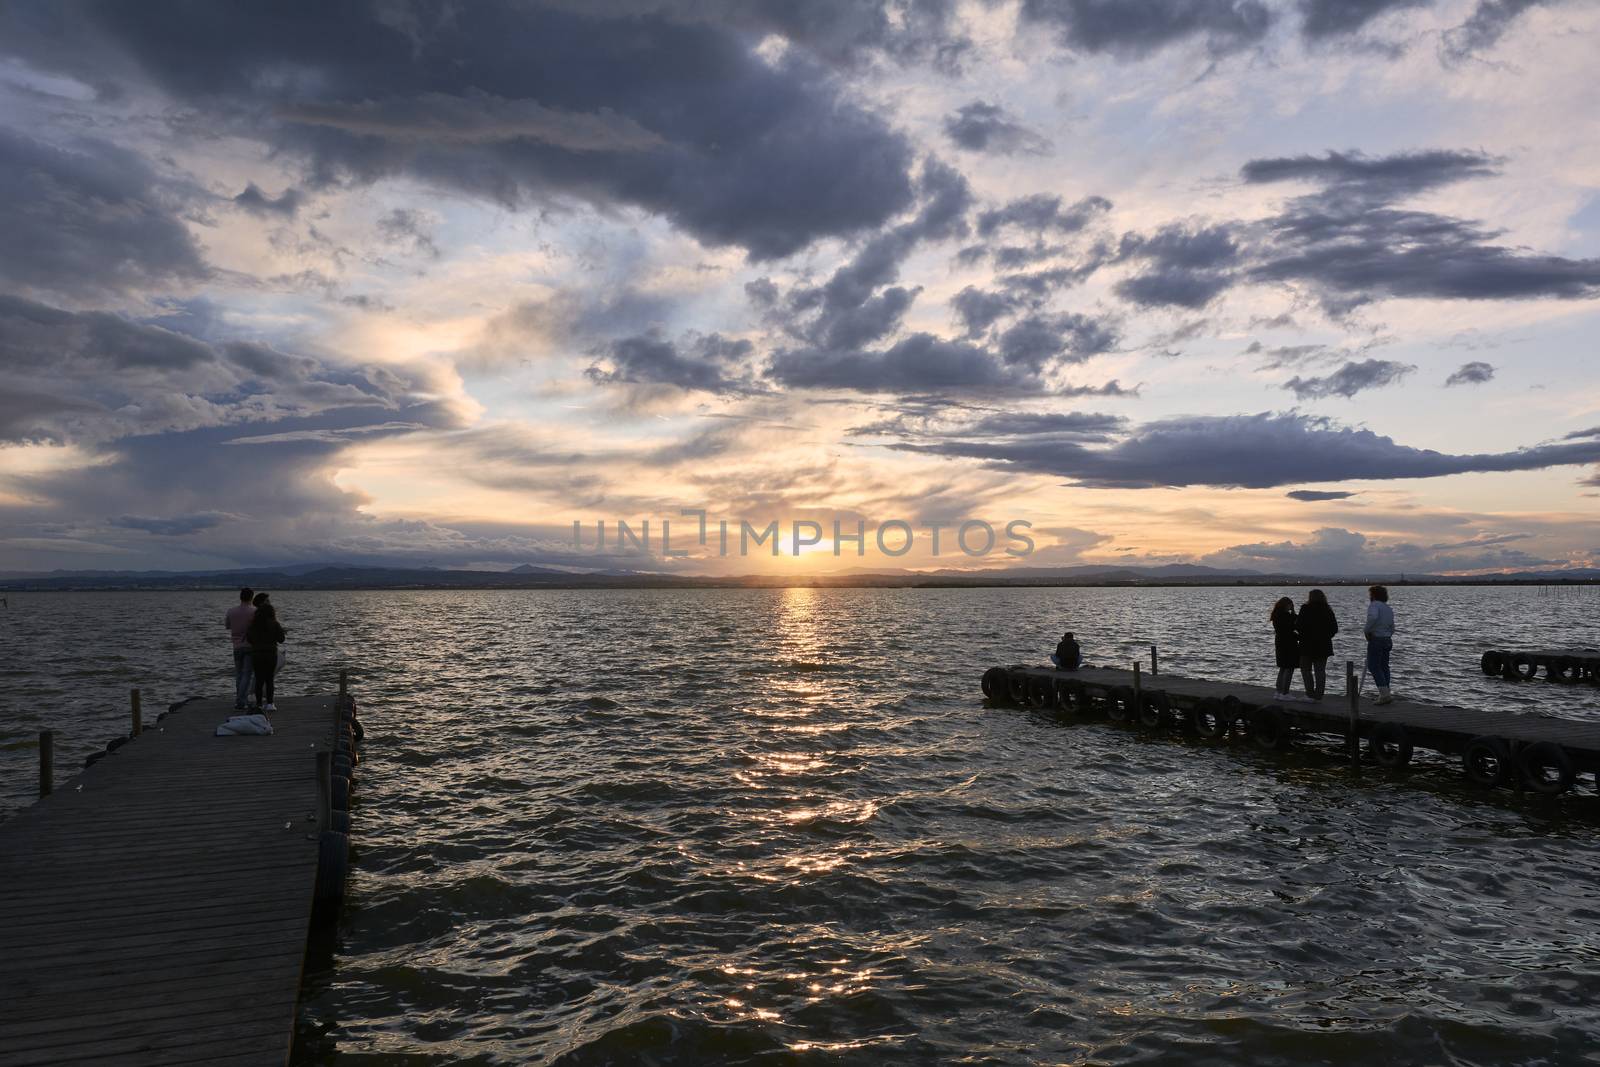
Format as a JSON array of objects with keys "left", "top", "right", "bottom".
[
  {"left": 0, "top": 294, "right": 444, "bottom": 445},
  {"left": 886, "top": 410, "right": 1600, "bottom": 489},
  {"left": 943, "top": 101, "right": 1051, "bottom": 156},
  {"left": 1017, "top": 0, "right": 1274, "bottom": 57},
  {"left": 0, "top": 128, "right": 209, "bottom": 300},
  {"left": 0, "top": 1, "right": 921, "bottom": 261},
  {"left": 1243, "top": 149, "right": 1600, "bottom": 308}
]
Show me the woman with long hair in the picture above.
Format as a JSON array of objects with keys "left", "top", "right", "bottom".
[
  {"left": 1270, "top": 596, "right": 1299, "bottom": 698},
  {"left": 1296, "top": 588, "right": 1339, "bottom": 700},
  {"left": 246, "top": 595, "right": 287, "bottom": 713}
]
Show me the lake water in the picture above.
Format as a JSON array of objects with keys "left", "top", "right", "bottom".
[{"left": 2, "top": 586, "right": 1599, "bottom": 1064}]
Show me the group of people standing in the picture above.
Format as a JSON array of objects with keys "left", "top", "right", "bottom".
[
  {"left": 223, "top": 587, "right": 287, "bottom": 712},
  {"left": 1271, "top": 585, "right": 1397, "bottom": 705}
]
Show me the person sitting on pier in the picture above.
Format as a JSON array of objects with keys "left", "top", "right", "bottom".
[
  {"left": 1271, "top": 597, "right": 1300, "bottom": 699},
  {"left": 1052, "top": 632, "right": 1081, "bottom": 670},
  {"left": 1365, "top": 584, "right": 1396, "bottom": 705},
  {"left": 1296, "top": 588, "right": 1339, "bottom": 701},
  {"left": 224, "top": 587, "right": 256, "bottom": 711},
  {"left": 246, "top": 596, "right": 287, "bottom": 713}
]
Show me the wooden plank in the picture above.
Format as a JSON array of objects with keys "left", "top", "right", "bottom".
[{"left": 0, "top": 693, "right": 345, "bottom": 1067}]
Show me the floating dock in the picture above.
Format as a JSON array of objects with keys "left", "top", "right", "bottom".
[
  {"left": 983, "top": 663, "right": 1600, "bottom": 794},
  {"left": 0, "top": 689, "right": 363, "bottom": 1067},
  {"left": 1480, "top": 648, "right": 1600, "bottom": 684}
]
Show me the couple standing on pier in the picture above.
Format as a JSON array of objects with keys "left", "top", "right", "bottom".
[
  {"left": 1272, "top": 585, "right": 1397, "bottom": 705},
  {"left": 224, "top": 587, "right": 287, "bottom": 712}
]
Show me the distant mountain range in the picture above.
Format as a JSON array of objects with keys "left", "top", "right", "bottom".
[{"left": 2, "top": 562, "right": 1598, "bottom": 591}]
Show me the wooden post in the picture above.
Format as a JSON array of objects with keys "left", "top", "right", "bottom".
[
  {"left": 1150, "top": 644, "right": 1159, "bottom": 677},
  {"left": 315, "top": 751, "right": 332, "bottom": 832},
  {"left": 1346, "top": 660, "right": 1359, "bottom": 766},
  {"left": 130, "top": 688, "right": 142, "bottom": 737},
  {"left": 1133, "top": 660, "right": 1142, "bottom": 712},
  {"left": 339, "top": 668, "right": 348, "bottom": 698},
  {"left": 39, "top": 730, "right": 53, "bottom": 797}
]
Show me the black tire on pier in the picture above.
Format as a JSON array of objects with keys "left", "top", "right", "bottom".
[
  {"left": 1461, "top": 736, "right": 1511, "bottom": 788},
  {"left": 981, "top": 667, "right": 1009, "bottom": 701},
  {"left": 1028, "top": 674, "right": 1056, "bottom": 708},
  {"left": 1585, "top": 658, "right": 1600, "bottom": 683},
  {"left": 1055, "top": 678, "right": 1082, "bottom": 712},
  {"left": 1517, "top": 741, "right": 1575, "bottom": 795},
  {"left": 1480, "top": 650, "right": 1504, "bottom": 676},
  {"left": 314, "top": 830, "right": 349, "bottom": 907},
  {"left": 1191, "top": 698, "right": 1229, "bottom": 740},
  {"left": 1006, "top": 672, "right": 1029, "bottom": 705},
  {"left": 1367, "top": 723, "right": 1414, "bottom": 770},
  {"left": 1508, "top": 654, "right": 1538, "bottom": 681},
  {"left": 331, "top": 774, "right": 351, "bottom": 811},
  {"left": 1221, "top": 694, "right": 1247, "bottom": 737},
  {"left": 1552, "top": 657, "right": 1583, "bottom": 684},
  {"left": 1106, "top": 686, "right": 1135, "bottom": 722},
  {"left": 1138, "top": 690, "right": 1171, "bottom": 729},
  {"left": 1251, "top": 705, "right": 1292, "bottom": 751}
]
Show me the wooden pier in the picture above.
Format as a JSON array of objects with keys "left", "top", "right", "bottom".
[
  {"left": 0, "top": 689, "right": 363, "bottom": 1066},
  {"left": 982, "top": 662, "right": 1600, "bottom": 794},
  {"left": 1480, "top": 648, "right": 1600, "bottom": 684}
]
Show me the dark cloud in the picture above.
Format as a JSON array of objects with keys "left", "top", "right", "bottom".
[
  {"left": 111, "top": 512, "right": 232, "bottom": 536},
  {"left": 1241, "top": 148, "right": 1499, "bottom": 197},
  {"left": 976, "top": 194, "right": 1111, "bottom": 239},
  {"left": 1286, "top": 489, "right": 1356, "bottom": 501},
  {"left": 756, "top": 159, "right": 972, "bottom": 379},
  {"left": 0, "top": 1, "right": 920, "bottom": 261},
  {"left": 1115, "top": 270, "right": 1234, "bottom": 309},
  {"left": 1441, "top": 0, "right": 1551, "bottom": 60},
  {"left": 1296, "top": 0, "right": 1431, "bottom": 40},
  {"left": 0, "top": 294, "right": 439, "bottom": 445},
  {"left": 998, "top": 264, "right": 1102, "bottom": 300},
  {"left": 0, "top": 127, "right": 209, "bottom": 300},
  {"left": 565, "top": 0, "right": 971, "bottom": 70},
  {"left": 744, "top": 278, "right": 780, "bottom": 308},
  {"left": 1242, "top": 148, "right": 1600, "bottom": 308},
  {"left": 1284, "top": 358, "right": 1414, "bottom": 399},
  {"left": 943, "top": 101, "right": 1051, "bottom": 156},
  {"left": 951, "top": 286, "right": 1020, "bottom": 338},
  {"left": 951, "top": 411, "right": 1128, "bottom": 440},
  {"left": 587, "top": 332, "right": 756, "bottom": 393},
  {"left": 232, "top": 182, "right": 302, "bottom": 218},
  {"left": 769, "top": 333, "right": 1045, "bottom": 393},
  {"left": 1058, "top": 379, "right": 1139, "bottom": 397},
  {"left": 1444, "top": 360, "right": 1495, "bottom": 386},
  {"left": 1017, "top": 0, "right": 1274, "bottom": 58},
  {"left": 885, "top": 410, "right": 1600, "bottom": 489},
  {"left": 1113, "top": 223, "right": 1239, "bottom": 308},
  {"left": 991, "top": 243, "right": 1070, "bottom": 269},
  {"left": 998, "top": 312, "right": 1119, "bottom": 369}
]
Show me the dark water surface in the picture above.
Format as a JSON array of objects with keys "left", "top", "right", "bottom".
[{"left": 3, "top": 586, "right": 1600, "bottom": 1064}]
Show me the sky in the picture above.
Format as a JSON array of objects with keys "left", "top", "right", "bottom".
[{"left": 0, "top": 0, "right": 1597, "bottom": 577}]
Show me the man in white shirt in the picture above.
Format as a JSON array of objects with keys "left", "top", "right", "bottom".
[{"left": 1364, "top": 584, "right": 1396, "bottom": 705}]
